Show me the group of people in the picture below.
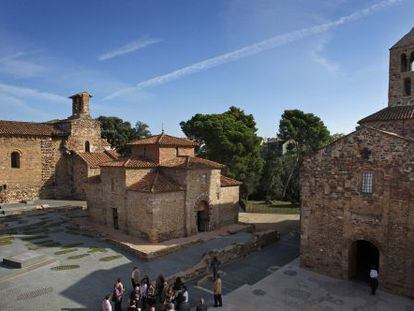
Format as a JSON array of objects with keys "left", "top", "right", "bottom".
[{"left": 102, "top": 263, "right": 223, "bottom": 311}]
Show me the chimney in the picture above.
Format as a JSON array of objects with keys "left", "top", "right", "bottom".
[{"left": 69, "top": 92, "right": 92, "bottom": 118}]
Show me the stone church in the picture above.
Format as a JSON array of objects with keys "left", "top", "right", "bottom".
[
  {"left": 85, "top": 133, "right": 241, "bottom": 242},
  {"left": 301, "top": 28, "right": 414, "bottom": 297},
  {"left": 0, "top": 92, "right": 118, "bottom": 203}
]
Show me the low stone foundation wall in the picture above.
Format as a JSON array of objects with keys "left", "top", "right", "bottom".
[{"left": 166, "top": 230, "right": 280, "bottom": 284}]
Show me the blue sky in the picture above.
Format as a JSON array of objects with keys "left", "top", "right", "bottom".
[{"left": 0, "top": 0, "right": 413, "bottom": 137}]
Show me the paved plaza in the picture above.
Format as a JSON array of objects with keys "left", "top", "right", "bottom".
[
  {"left": 221, "top": 258, "right": 414, "bottom": 311},
  {"left": 0, "top": 209, "right": 253, "bottom": 310}
]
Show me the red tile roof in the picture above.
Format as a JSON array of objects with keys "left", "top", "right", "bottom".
[
  {"left": 129, "top": 133, "right": 197, "bottom": 147},
  {"left": 160, "top": 156, "right": 225, "bottom": 169},
  {"left": 358, "top": 105, "right": 414, "bottom": 123},
  {"left": 77, "top": 152, "right": 118, "bottom": 169},
  {"left": 220, "top": 175, "right": 242, "bottom": 187},
  {"left": 100, "top": 157, "right": 158, "bottom": 168},
  {"left": 0, "top": 120, "right": 67, "bottom": 137},
  {"left": 128, "top": 171, "right": 184, "bottom": 193}
]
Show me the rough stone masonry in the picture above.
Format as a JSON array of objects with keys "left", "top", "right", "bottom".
[{"left": 300, "top": 28, "right": 414, "bottom": 298}]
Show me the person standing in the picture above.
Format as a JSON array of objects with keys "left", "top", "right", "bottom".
[
  {"left": 369, "top": 266, "right": 379, "bottom": 295},
  {"left": 131, "top": 267, "right": 141, "bottom": 289},
  {"left": 102, "top": 294, "right": 112, "bottom": 311},
  {"left": 210, "top": 257, "right": 221, "bottom": 281},
  {"left": 196, "top": 298, "right": 208, "bottom": 311},
  {"left": 114, "top": 278, "right": 125, "bottom": 311},
  {"left": 213, "top": 274, "right": 223, "bottom": 307}
]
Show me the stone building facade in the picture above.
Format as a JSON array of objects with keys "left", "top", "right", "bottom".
[
  {"left": 0, "top": 92, "right": 117, "bottom": 203},
  {"left": 300, "top": 28, "right": 414, "bottom": 298},
  {"left": 86, "top": 134, "right": 241, "bottom": 242}
]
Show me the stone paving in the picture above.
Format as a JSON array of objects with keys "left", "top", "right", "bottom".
[
  {"left": 221, "top": 258, "right": 414, "bottom": 311},
  {"left": 0, "top": 209, "right": 254, "bottom": 310}
]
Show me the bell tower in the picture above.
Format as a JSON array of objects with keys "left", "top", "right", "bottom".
[
  {"left": 69, "top": 91, "right": 92, "bottom": 118},
  {"left": 389, "top": 28, "right": 414, "bottom": 107}
]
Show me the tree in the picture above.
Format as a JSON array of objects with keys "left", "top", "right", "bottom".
[
  {"left": 97, "top": 116, "right": 151, "bottom": 155},
  {"left": 277, "top": 110, "right": 331, "bottom": 200},
  {"left": 180, "top": 106, "right": 264, "bottom": 199},
  {"left": 133, "top": 121, "right": 151, "bottom": 139}
]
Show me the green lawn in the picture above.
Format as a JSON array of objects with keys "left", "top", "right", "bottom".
[{"left": 245, "top": 200, "right": 300, "bottom": 214}]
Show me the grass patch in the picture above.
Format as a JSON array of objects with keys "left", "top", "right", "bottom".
[
  {"left": 88, "top": 247, "right": 107, "bottom": 253},
  {"left": 245, "top": 200, "right": 300, "bottom": 214},
  {"left": 54, "top": 248, "right": 78, "bottom": 255},
  {"left": 0, "top": 235, "right": 15, "bottom": 246},
  {"left": 99, "top": 255, "right": 122, "bottom": 262},
  {"left": 22, "top": 228, "right": 49, "bottom": 235},
  {"left": 51, "top": 264, "right": 80, "bottom": 271},
  {"left": 62, "top": 242, "right": 83, "bottom": 248},
  {"left": 67, "top": 254, "right": 90, "bottom": 260},
  {"left": 21, "top": 235, "right": 49, "bottom": 241}
]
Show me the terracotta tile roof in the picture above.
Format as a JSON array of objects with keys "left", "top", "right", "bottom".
[
  {"left": 104, "top": 149, "right": 120, "bottom": 159},
  {"left": 220, "top": 175, "right": 242, "bottom": 187},
  {"left": 129, "top": 133, "right": 197, "bottom": 147},
  {"left": 100, "top": 157, "right": 158, "bottom": 168},
  {"left": 358, "top": 105, "right": 414, "bottom": 123},
  {"left": 77, "top": 152, "right": 117, "bottom": 169},
  {"left": 0, "top": 120, "right": 67, "bottom": 137},
  {"left": 128, "top": 171, "right": 184, "bottom": 193},
  {"left": 391, "top": 27, "right": 414, "bottom": 49},
  {"left": 161, "top": 156, "right": 225, "bottom": 169},
  {"left": 101, "top": 138, "right": 111, "bottom": 147},
  {"left": 85, "top": 175, "right": 101, "bottom": 184}
]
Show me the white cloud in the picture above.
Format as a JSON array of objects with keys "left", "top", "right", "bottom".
[
  {"left": 0, "top": 82, "right": 67, "bottom": 103},
  {"left": 103, "top": 0, "right": 402, "bottom": 100},
  {"left": 0, "top": 51, "right": 47, "bottom": 78},
  {"left": 98, "top": 36, "right": 162, "bottom": 61},
  {"left": 311, "top": 39, "right": 339, "bottom": 73},
  {"left": 0, "top": 92, "right": 57, "bottom": 119}
]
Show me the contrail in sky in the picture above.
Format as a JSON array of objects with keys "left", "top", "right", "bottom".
[
  {"left": 103, "top": 0, "right": 402, "bottom": 100},
  {"left": 99, "top": 37, "right": 161, "bottom": 61}
]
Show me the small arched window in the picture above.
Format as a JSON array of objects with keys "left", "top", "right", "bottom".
[
  {"left": 401, "top": 53, "right": 408, "bottom": 72},
  {"left": 85, "top": 141, "right": 91, "bottom": 153},
  {"left": 11, "top": 152, "right": 20, "bottom": 168},
  {"left": 410, "top": 52, "right": 414, "bottom": 71},
  {"left": 404, "top": 78, "right": 412, "bottom": 96}
]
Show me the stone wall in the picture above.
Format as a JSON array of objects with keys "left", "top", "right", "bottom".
[
  {"left": 0, "top": 136, "right": 73, "bottom": 203},
  {"left": 126, "top": 191, "right": 185, "bottom": 242},
  {"left": 301, "top": 126, "right": 414, "bottom": 298},
  {"left": 72, "top": 156, "right": 100, "bottom": 200},
  {"left": 65, "top": 118, "right": 103, "bottom": 153},
  {"left": 388, "top": 46, "right": 414, "bottom": 107}
]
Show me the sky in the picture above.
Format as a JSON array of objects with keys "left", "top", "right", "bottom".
[{"left": 0, "top": 0, "right": 413, "bottom": 138}]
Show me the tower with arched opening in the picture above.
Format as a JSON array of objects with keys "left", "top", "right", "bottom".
[{"left": 300, "top": 28, "right": 414, "bottom": 299}]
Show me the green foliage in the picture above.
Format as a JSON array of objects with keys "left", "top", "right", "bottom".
[
  {"left": 0, "top": 235, "right": 14, "bottom": 246},
  {"left": 258, "top": 109, "right": 332, "bottom": 202},
  {"left": 180, "top": 106, "right": 264, "bottom": 199},
  {"left": 67, "top": 254, "right": 90, "bottom": 260},
  {"left": 97, "top": 116, "right": 151, "bottom": 155},
  {"left": 88, "top": 247, "right": 108, "bottom": 253},
  {"left": 245, "top": 200, "right": 300, "bottom": 214},
  {"left": 51, "top": 265, "right": 80, "bottom": 271},
  {"left": 54, "top": 248, "right": 78, "bottom": 255},
  {"left": 278, "top": 109, "right": 331, "bottom": 153},
  {"left": 99, "top": 255, "right": 122, "bottom": 262}
]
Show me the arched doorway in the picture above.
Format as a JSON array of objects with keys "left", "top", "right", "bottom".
[
  {"left": 196, "top": 200, "right": 210, "bottom": 232},
  {"left": 349, "top": 240, "right": 379, "bottom": 281}
]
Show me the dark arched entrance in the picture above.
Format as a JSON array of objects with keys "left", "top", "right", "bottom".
[
  {"left": 349, "top": 240, "right": 379, "bottom": 281},
  {"left": 196, "top": 200, "right": 210, "bottom": 232}
]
